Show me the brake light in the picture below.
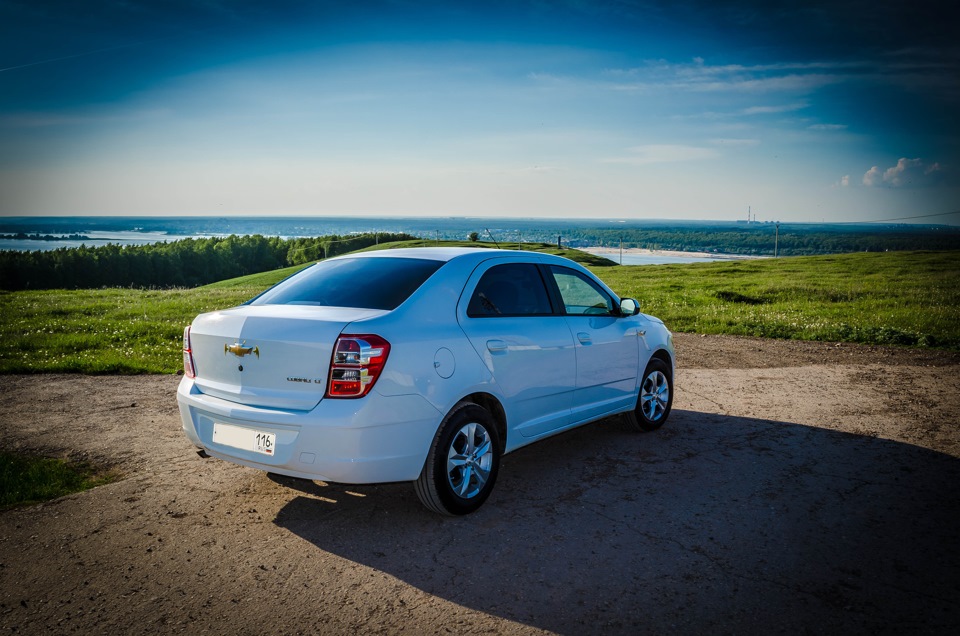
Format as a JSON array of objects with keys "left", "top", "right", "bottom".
[
  {"left": 183, "top": 326, "right": 197, "bottom": 379},
  {"left": 326, "top": 334, "right": 390, "bottom": 398}
]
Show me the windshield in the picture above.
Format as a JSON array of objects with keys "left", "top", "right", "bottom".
[{"left": 250, "top": 257, "right": 445, "bottom": 310}]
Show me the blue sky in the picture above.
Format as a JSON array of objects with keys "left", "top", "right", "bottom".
[{"left": 1, "top": 0, "right": 957, "bottom": 223}]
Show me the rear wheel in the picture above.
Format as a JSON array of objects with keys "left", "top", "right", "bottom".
[
  {"left": 623, "top": 358, "right": 673, "bottom": 431},
  {"left": 415, "top": 403, "right": 501, "bottom": 516}
]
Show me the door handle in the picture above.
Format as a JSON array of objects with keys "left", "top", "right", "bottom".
[
  {"left": 486, "top": 339, "right": 507, "bottom": 352},
  {"left": 577, "top": 332, "right": 592, "bottom": 344}
]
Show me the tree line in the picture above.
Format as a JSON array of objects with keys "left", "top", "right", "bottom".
[
  {"left": 559, "top": 224, "right": 960, "bottom": 256},
  {"left": 0, "top": 232, "right": 415, "bottom": 291},
  {"left": 3, "top": 223, "right": 957, "bottom": 291}
]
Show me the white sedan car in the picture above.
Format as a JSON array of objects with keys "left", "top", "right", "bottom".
[{"left": 178, "top": 248, "right": 674, "bottom": 515}]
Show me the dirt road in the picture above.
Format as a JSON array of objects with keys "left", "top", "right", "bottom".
[{"left": 2, "top": 334, "right": 959, "bottom": 634}]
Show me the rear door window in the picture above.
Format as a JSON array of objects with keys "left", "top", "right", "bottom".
[{"left": 467, "top": 263, "right": 555, "bottom": 317}]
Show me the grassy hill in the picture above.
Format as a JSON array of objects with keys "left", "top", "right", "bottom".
[
  {"left": 1, "top": 245, "right": 957, "bottom": 374},
  {"left": 597, "top": 250, "right": 959, "bottom": 347}
]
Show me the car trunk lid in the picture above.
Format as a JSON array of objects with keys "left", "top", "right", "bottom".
[{"left": 188, "top": 304, "right": 386, "bottom": 410}]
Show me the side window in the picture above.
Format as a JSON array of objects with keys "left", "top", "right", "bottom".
[
  {"left": 549, "top": 266, "right": 616, "bottom": 316},
  {"left": 467, "top": 263, "right": 554, "bottom": 317}
]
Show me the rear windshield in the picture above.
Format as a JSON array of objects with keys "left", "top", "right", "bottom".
[{"left": 250, "top": 257, "right": 445, "bottom": 310}]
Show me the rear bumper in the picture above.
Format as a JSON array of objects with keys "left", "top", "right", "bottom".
[{"left": 177, "top": 377, "right": 442, "bottom": 483}]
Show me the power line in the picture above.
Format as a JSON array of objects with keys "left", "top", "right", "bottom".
[{"left": 830, "top": 210, "right": 960, "bottom": 225}]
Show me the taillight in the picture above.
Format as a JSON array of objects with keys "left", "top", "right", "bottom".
[
  {"left": 183, "top": 326, "right": 197, "bottom": 379},
  {"left": 326, "top": 334, "right": 390, "bottom": 398}
]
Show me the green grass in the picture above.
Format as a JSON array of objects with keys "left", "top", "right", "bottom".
[
  {"left": 597, "top": 250, "right": 960, "bottom": 348},
  {"left": 201, "top": 262, "right": 312, "bottom": 289},
  {"left": 1, "top": 247, "right": 957, "bottom": 375},
  {"left": 1, "top": 451, "right": 119, "bottom": 508},
  {"left": 0, "top": 286, "right": 260, "bottom": 373}
]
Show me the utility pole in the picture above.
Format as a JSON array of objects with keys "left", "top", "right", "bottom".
[{"left": 775, "top": 222, "right": 780, "bottom": 258}]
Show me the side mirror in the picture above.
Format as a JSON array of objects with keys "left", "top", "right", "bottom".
[{"left": 619, "top": 298, "right": 640, "bottom": 316}]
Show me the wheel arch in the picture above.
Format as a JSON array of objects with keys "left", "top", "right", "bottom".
[
  {"left": 460, "top": 392, "right": 507, "bottom": 454},
  {"left": 650, "top": 347, "right": 674, "bottom": 376}
]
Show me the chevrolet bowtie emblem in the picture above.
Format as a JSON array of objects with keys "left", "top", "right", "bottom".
[{"left": 225, "top": 341, "right": 259, "bottom": 358}]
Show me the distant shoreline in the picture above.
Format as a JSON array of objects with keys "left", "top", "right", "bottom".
[
  {"left": 581, "top": 246, "right": 768, "bottom": 261},
  {"left": 0, "top": 233, "right": 91, "bottom": 241},
  {"left": 2, "top": 216, "right": 956, "bottom": 256}
]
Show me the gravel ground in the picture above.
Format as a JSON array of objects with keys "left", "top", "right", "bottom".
[{"left": 1, "top": 333, "right": 959, "bottom": 635}]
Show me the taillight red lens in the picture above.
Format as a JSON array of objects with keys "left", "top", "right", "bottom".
[
  {"left": 183, "top": 326, "right": 196, "bottom": 379},
  {"left": 326, "top": 334, "right": 390, "bottom": 398}
]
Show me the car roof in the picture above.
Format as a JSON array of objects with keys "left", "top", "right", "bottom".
[
  {"left": 332, "top": 247, "right": 565, "bottom": 265},
  {"left": 319, "top": 247, "right": 619, "bottom": 304}
]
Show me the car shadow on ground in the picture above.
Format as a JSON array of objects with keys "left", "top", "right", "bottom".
[{"left": 271, "top": 409, "right": 960, "bottom": 634}]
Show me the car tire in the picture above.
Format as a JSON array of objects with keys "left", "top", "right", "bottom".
[
  {"left": 623, "top": 358, "right": 673, "bottom": 432},
  {"left": 415, "top": 403, "right": 501, "bottom": 516}
]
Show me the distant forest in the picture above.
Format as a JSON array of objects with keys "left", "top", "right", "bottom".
[
  {"left": 0, "top": 232, "right": 415, "bottom": 291},
  {"left": 1, "top": 223, "right": 958, "bottom": 291},
  {"left": 559, "top": 223, "right": 960, "bottom": 256}
]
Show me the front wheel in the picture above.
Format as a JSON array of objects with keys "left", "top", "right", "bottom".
[
  {"left": 415, "top": 403, "right": 501, "bottom": 516},
  {"left": 623, "top": 358, "right": 673, "bottom": 432}
]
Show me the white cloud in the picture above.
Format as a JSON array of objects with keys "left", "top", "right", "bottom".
[
  {"left": 691, "top": 73, "right": 842, "bottom": 93},
  {"left": 602, "top": 56, "right": 849, "bottom": 94},
  {"left": 741, "top": 103, "right": 808, "bottom": 115},
  {"left": 862, "top": 158, "right": 943, "bottom": 188},
  {"left": 863, "top": 166, "right": 883, "bottom": 186},
  {"left": 677, "top": 61, "right": 868, "bottom": 76},
  {"left": 607, "top": 74, "right": 839, "bottom": 94},
  {"left": 603, "top": 144, "right": 718, "bottom": 165},
  {"left": 807, "top": 123, "right": 848, "bottom": 131},
  {"left": 671, "top": 106, "right": 806, "bottom": 121}
]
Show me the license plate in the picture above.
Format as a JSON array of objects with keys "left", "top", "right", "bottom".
[{"left": 213, "top": 422, "right": 276, "bottom": 456}]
